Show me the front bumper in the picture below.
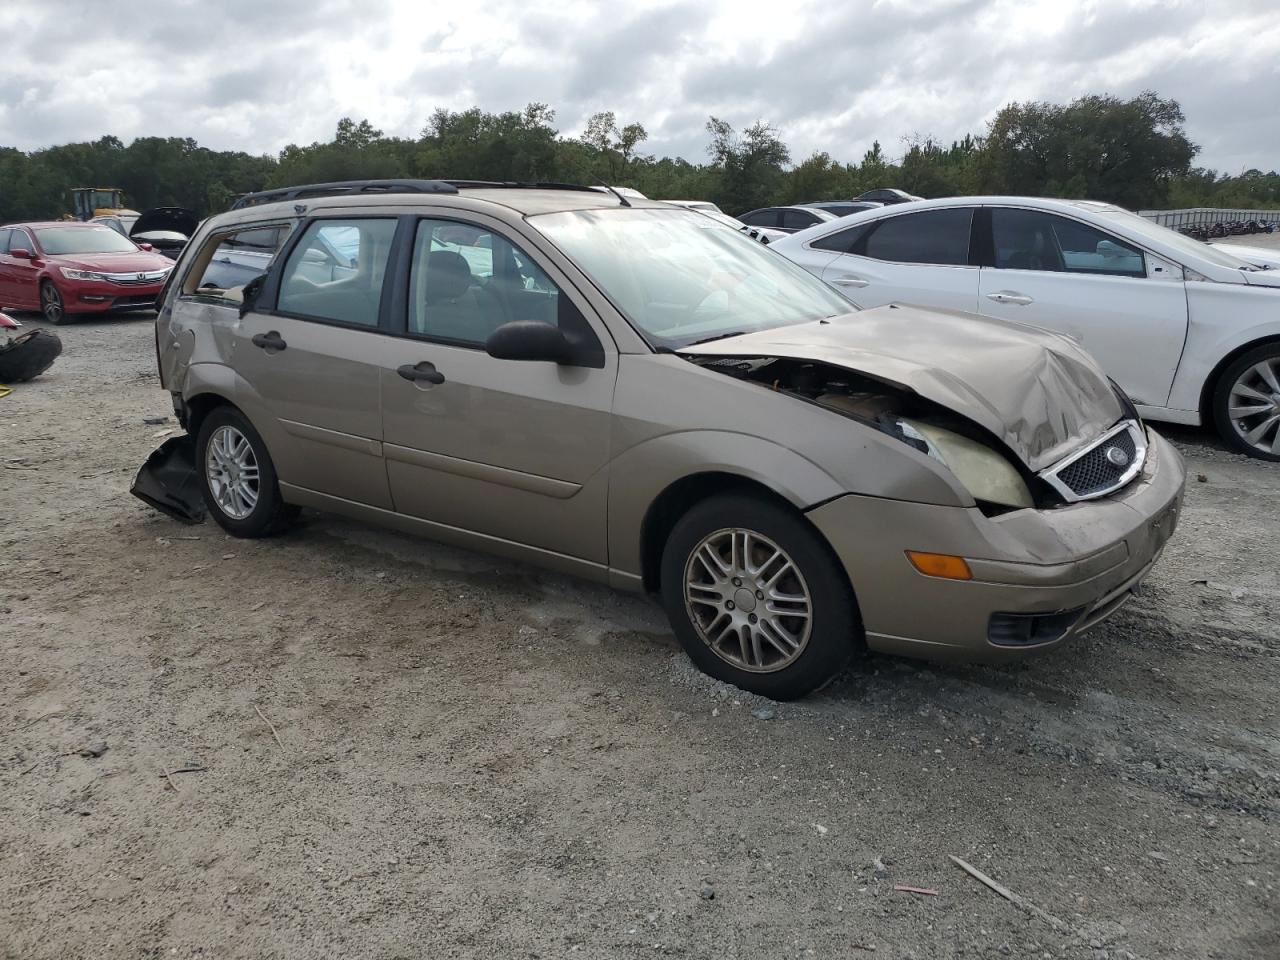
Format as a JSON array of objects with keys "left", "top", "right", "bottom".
[
  {"left": 60, "top": 278, "right": 164, "bottom": 313},
  {"left": 807, "top": 428, "right": 1185, "bottom": 662}
]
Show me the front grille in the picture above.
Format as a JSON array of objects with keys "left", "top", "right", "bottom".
[
  {"left": 1057, "top": 427, "right": 1137, "bottom": 497},
  {"left": 106, "top": 270, "right": 169, "bottom": 285},
  {"left": 1040, "top": 421, "right": 1146, "bottom": 502}
]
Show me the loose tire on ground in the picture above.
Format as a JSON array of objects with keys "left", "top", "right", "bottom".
[
  {"left": 196, "top": 405, "right": 295, "bottom": 537},
  {"left": 659, "top": 493, "right": 861, "bottom": 700},
  {"left": 1211, "top": 342, "right": 1280, "bottom": 461},
  {"left": 0, "top": 329, "right": 62, "bottom": 383}
]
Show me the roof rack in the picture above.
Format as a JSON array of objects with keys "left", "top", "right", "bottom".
[{"left": 229, "top": 179, "right": 459, "bottom": 210}]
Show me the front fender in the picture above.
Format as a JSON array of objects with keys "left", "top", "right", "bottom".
[
  {"left": 1169, "top": 283, "right": 1280, "bottom": 414},
  {"left": 606, "top": 430, "right": 857, "bottom": 579}
]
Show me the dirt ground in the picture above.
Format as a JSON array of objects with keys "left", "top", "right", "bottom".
[{"left": 1, "top": 306, "right": 1277, "bottom": 960}]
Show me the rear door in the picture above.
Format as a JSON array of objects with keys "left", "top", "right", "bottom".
[
  {"left": 379, "top": 214, "right": 616, "bottom": 563},
  {"left": 818, "top": 207, "right": 980, "bottom": 312},
  {"left": 976, "top": 207, "right": 1188, "bottom": 407},
  {"left": 232, "top": 215, "right": 405, "bottom": 509}
]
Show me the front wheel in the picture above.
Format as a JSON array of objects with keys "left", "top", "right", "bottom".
[
  {"left": 660, "top": 494, "right": 861, "bottom": 700},
  {"left": 196, "top": 406, "right": 295, "bottom": 537},
  {"left": 40, "top": 281, "right": 66, "bottom": 325},
  {"left": 1212, "top": 343, "right": 1280, "bottom": 460}
]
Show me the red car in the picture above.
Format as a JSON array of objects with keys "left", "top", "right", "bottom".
[{"left": 0, "top": 221, "right": 174, "bottom": 324}]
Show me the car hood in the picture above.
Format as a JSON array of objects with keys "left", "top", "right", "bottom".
[
  {"left": 678, "top": 304, "right": 1124, "bottom": 472},
  {"left": 130, "top": 207, "right": 198, "bottom": 239},
  {"left": 51, "top": 251, "right": 175, "bottom": 273}
]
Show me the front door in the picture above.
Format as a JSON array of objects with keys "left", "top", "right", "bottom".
[
  {"left": 380, "top": 216, "right": 616, "bottom": 563},
  {"left": 819, "top": 207, "right": 980, "bottom": 312},
  {"left": 977, "top": 207, "right": 1188, "bottom": 408}
]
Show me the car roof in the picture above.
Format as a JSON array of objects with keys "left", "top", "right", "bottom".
[
  {"left": 211, "top": 186, "right": 672, "bottom": 227},
  {"left": 9, "top": 221, "right": 111, "bottom": 228}
]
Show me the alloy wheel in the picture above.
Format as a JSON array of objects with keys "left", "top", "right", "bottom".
[
  {"left": 683, "top": 527, "right": 813, "bottom": 673},
  {"left": 1227, "top": 357, "right": 1280, "bottom": 455},
  {"left": 41, "top": 284, "right": 64, "bottom": 324},
  {"left": 205, "top": 425, "right": 260, "bottom": 520}
]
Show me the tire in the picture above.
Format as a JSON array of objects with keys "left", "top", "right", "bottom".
[
  {"left": 195, "top": 406, "right": 294, "bottom": 537},
  {"left": 0, "top": 329, "right": 62, "bottom": 382},
  {"left": 1211, "top": 342, "right": 1280, "bottom": 461},
  {"left": 659, "top": 493, "right": 861, "bottom": 700},
  {"left": 40, "top": 281, "right": 67, "bottom": 325}
]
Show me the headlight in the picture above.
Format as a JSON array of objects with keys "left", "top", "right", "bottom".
[
  {"left": 60, "top": 267, "right": 109, "bottom": 281},
  {"left": 893, "top": 417, "right": 1034, "bottom": 510}
]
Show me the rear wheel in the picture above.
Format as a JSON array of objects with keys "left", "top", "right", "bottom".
[
  {"left": 1212, "top": 343, "right": 1280, "bottom": 460},
  {"left": 40, "top": 281, "right": 66, "bottom": 325},
  {"left": 660, "top": 494, "right": 860, "bottom": 700},
  {"left": 196, "top": 406, "right": 294, "bottom": 537}
]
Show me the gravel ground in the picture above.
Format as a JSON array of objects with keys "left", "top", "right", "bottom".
[{"left": 1, "top": 314, "right": 1277, "bottom": 960}]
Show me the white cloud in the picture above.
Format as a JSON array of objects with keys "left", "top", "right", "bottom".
[{"left": 4, "top": 0, "right": 1278, "bottom": 173}]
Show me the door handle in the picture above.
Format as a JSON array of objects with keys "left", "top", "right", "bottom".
[
  {"left": 986, "top": 291, "right": 1033, "bottom": 306},
  {"left": 397, "top": 361, "right": 445, "bottom": 385},
  {"left": 251, "top": 331, "right": 287, "bottom": 350},
  {"left": 830, "top": 276, "right": 870, "bottom": 288}
]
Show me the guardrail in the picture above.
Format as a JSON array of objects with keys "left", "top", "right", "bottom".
[{"left": 1138, "top": 207, "right": 1280, "bottom": 229}]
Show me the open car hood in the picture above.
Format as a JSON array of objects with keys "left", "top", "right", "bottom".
[
  {"left": 678, "top": 304, "right": 1124, "bottom": 472},
  {"left": 131, "top": 207, "right": 198, "bottom": 239}
]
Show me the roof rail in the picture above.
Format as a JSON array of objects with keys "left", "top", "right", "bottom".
[
  {"left": 441, "top": 180, "right": 602, "bottom": 193},
  {"left": 229, "top": 179, "right": 460, "bottom": 210}
]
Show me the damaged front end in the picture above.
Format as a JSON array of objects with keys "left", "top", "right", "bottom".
[
  {"left": 679, "top": 306, "right": 1140, "bottom": 514},
  {"left": 130, "top": 435, "right": 206, "bottom": 524},
  {"left": 689, "top": 354, "right": 1049, "bottom": 514}
]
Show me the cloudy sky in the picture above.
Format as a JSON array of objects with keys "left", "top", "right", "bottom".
[{"left": 5, "top": 0, "right": 1279, "bottom": 174}]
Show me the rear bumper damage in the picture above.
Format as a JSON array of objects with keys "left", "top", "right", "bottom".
[
  {"left": 130, "top": 434, "right": 206, "bottom": 524},
  {"left": 807, "top": 429, "right": 1185, "bottom": 662}
]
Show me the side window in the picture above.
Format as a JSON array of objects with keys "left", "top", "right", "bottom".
[
  {"left": 181, "top": 224, "right": 293, "bottom": 303},
  {"left": 739, "top": 209, "right": 779, "bottom": 228},
  {"left": 0, "top": 230, "right": 10, "bottom": 254},
  {"left": 861, "top": 209, "right": 973, "bottom": 265},
  {"left": 407, "top": 218, "right": 581, "bottom": 347},
  {"left": 811, "top": 223, "right": 873, "bottom": 254},
  {"left": 991, "top": 209, "right": 1145, "bottom": 277},
  {"left": 781, "top": 209, "right": 819, "bottom": 230},
  {"left": 277, "top": 219, "right": 398, "bottom": 327}
]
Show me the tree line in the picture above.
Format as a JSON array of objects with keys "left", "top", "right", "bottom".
[{"left": 1, "top": 91, "right": 1276, "bottom": 224}]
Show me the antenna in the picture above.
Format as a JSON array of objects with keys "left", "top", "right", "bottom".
[{"left": 595, "top": 179, "right": 632, "bottom": 208}]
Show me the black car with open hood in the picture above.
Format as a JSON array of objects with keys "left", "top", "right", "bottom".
[{"left": 130, "top": 207, "right": 200, "bottom": 260}]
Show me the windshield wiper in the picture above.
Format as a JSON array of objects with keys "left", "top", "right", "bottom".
[{"left": 686, "top": 331, "right": 749, "bottom": 347}]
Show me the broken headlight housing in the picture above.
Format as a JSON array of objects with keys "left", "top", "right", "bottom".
[{"left": 892, "top": 417, "right": 1034, "bottom": 510}]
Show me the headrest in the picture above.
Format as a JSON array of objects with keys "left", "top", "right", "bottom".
[{"left": 424, "top": 250, "right": 473, "bottom": 302}]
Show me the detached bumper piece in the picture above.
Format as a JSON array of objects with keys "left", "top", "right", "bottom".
[{"left": 130, "top": 435, "right": 206, "bottom": 524}]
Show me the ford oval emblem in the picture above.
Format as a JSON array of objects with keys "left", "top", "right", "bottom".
[{"left": 1105, "top": 446, "right": 1130, "bottom": 468}]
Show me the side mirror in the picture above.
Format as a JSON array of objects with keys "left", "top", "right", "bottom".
[
  {"left": 238, "top": 274, "right": 267, "bottom": 318},
  {"left": 486, "top": 320, "right": 576, "bottom": 364},
  {"left": 9, "top": 248, "right": 31, "bottom": 260},
  {"left": 138, "top": 242, "right": 154, "bottom": 252}
]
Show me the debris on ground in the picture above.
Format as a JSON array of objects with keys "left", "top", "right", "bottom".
[{"left": 0, "top": 328, "right": 62, "bottom": 384}]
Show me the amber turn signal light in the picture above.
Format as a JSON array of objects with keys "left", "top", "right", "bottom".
[{"left": 905, "top": 551, "right": 973, "bottom": 581}]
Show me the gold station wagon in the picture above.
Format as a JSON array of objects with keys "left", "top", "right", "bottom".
[{"left": 140, "top": 180, "right": 1185, "bottom": 699}]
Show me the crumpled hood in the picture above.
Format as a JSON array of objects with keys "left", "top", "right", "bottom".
[{"left": 678, "top": 304, "right": 1124, "bottom": 472}]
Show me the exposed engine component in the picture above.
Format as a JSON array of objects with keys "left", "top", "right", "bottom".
[{"left": 693, "top": 356, "right": 1050, "bottom": 512}]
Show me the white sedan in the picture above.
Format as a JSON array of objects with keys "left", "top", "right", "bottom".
[{"left": 772, "top": 197, "right": 1280, "bottom": 459}]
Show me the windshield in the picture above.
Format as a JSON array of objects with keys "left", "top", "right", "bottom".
[
  {"left": 530, "top": 207, "right": 854, "bottom": 348},
  {"left": 34, "top": 226, "right": 139, "bottom": 255},
  {"left": 1100, "top": 209, "right": 1257, "bottom": 271}
]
